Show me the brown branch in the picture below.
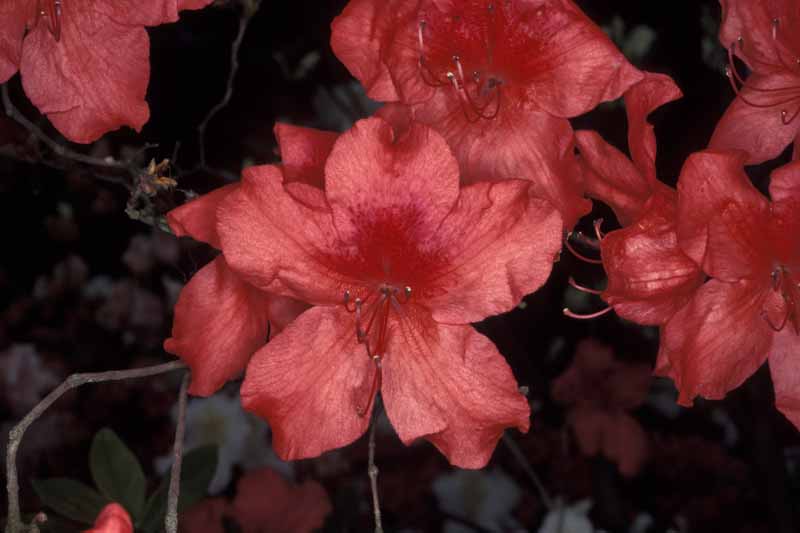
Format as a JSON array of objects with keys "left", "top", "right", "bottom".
[
  {"left": 502, "top": 433, "right": 553, "bottom": 510},
  {"left": 4, "top": 360, "right": 187, "bottom": 533},
  {"left": 367, "top": 419, "right": 383, "bottom": 533},
  {"left": 165, "top": 372, "right": 191, "bottom": 533},
  {"left": 1, "top": 84, "right": 136, "bottom": 189}
]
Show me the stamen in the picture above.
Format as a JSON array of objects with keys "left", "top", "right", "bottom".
[
  {"left": 562, "top": 306, "right": 613, "bottom": 320},
  {"left": 762, "top": 308, "right": 790, "bottom": 332},
  {"left": 564, "top": 233, "right": 603, "bottom": 265},
  {"left": 357, "top": 355, "right": 382, "bottom": 418},
  {"left": 35, "top": 0, "right": 62, "bottom": 41},
  {"left": 593, "top": 218, "right": 605, "bottom": 241},
  {"left": 568, "top": 277, "right": 603, "bottom": 295}
]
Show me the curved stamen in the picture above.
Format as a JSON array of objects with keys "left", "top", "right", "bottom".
[
  {"left": 593, "top": 219, "right": 605, "bottom": 241},
  {"left": 762, "top": 308, "right": 790, "bottom": 332},
  {"left": 562, "top": 306, "right": 613, "bottom": 320},
  {"left": 568, "top": 277, "right": 603, "bottom": 295},
  {"left": 564, "top": 234, "right": 603, "bottom": 265},
  {"left": 357, "top": 356, "right": 382, "bottom": 418}
]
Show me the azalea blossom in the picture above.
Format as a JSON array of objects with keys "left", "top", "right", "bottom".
[
  {"left": 179, "top": 467, "right": 332, "bottom": 533},
  {"left": 551, "top": 339, "right": 650, "bottom": 477},
  {"left": 217, "top": 116, "right": 562, "bottom": 468},
  {"left": 575, "top": 73, "right": 704, "bottom": 325},
  {"left": 164, "top": 124, "right": 327, "bottom": 396},
  {"left": 658, "top": 151, "right": 800, "bottom": 428},
  {"left": 710, "top": 0, "right": 800, "bottom": 163},
  {"left": 331, "top": 0, "right": 643, "bottom": 228},
  {"left": 82, "top": 503, "right": 133, "bottom": 533},
  {"left": 0, "top": 0, "right": 213, "bottom": 143}
]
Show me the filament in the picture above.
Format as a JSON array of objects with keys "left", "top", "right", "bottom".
[
  {"left": 568, "top": 277, "right": 603, "bottom": 295},
  {"left": 562, "top": 306, "right": 613, "bottom": 320},
  {"left": 564, "top": 234, "right": 603, "bottom": 265}
]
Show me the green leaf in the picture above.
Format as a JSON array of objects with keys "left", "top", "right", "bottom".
[
  {"left": 31, "top": 478, "right": 109, "bottom": 525},
  {"left": 139, "top": 446, "right": 218, "bottom": 532},
  {"left": 89, "top": 428, "right": 147, "bottom": 521}
]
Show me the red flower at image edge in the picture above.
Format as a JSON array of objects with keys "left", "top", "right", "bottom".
[
  {"left": 163, "top": 123, "right": 333, "bottom": 396},
  {"left": 575, "top": 73, "right": 704, "bottom": 325},
  {"left": 710, "top": 0, "right": 800, "bottom": 163},
  {"left": 331, "top": 0, "right": 643, "bottom": 228},
  {"left": 83, "top": 503, "right": 133, "bottom": 533},
  {"left": 216, "top": 117, "right": 563, "bottom": 468},
  {"left": 658, "top": 150, "right": 800, "bottom": 428},
  {"left": 0, "top": 0, "right": 213, "bottom": 143},
  {"left": 551, "top": 339, "right": 651, "bottom": 477},
  {"left": 180, "top": 467, "right": 332, "bottom": 533}
]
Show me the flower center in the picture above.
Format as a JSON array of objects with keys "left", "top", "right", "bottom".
[
  {"left": 29, "top": 0, "right": 62, "bottom": 41},
  {"left": 763, "top": 265, "right": 800, "bottom": 334},
  {"left": 343, "top": 284, "right": 412, "bottom": 416},
  {"left": 726, "top": 17, "right": 800, "bottom": 125},
  {"left": 416, "top": 4, "right": 504, "bottom": 122}
]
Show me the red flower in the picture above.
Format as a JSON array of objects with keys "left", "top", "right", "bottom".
[
  {"left": 331, "top": 0, "right": 643, "bottom": 228},
  {"left": 551, "top": 339, "right": 650, "bottom": 477},
  {"left": 180, "top": 468, "right": 332, "bottom": 533},
  {"left": 83, "top": 503, "right": 133, "bottom": 533},
  {"left": 164, "top": 123, "right": 331, "bottom": 396},
  {"left": 217, "top": 117, "right": 562, "bottom": 468},
  {"left": 0, "top": 0, "right": 212, "bottom": 143},
  {"left": 575, "top": 73, "right": 704, "bottom": 325},
  {"left": 710, "top": 0, "right": 800, "bottom": 163},
  {"left": 658, "top": 150, "right": 800, "bottom": 428}
]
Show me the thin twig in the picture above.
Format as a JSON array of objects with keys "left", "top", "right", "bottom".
[
  {"left": 367, "top": 418, "right": 384, "bottom": 533},
  {"left": 4, "top": 361, "right": 187, "bottom": 533},
  {"left": 1, "top": 85, "right": 135, "bottom": 189},
  {"left": 165, "top": 372, "right": 190, "bottom": 533},
  {"left": 195, "top": 0, "right": 262, "bottom": 169},
  {"left": 502, "top": 433, "right": 553, "bottom": 510}
]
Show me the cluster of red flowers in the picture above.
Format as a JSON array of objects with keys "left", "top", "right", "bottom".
[
  {"left": 10, "top": 0, "right": 797, "bottom": 476},
  {"left": 160, "top": 0, "right": 800, "bottom": 469}
]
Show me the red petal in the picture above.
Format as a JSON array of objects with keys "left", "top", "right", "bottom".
[
  {"left": 83, "top": 503, "right": 133, "bottom": 533},
  {"left": 179, "top": 499, "right": 228, "bottom": 533},
  {"left": 718, "top": 0, "right": 792, "bottom": 69},
  {"left": 0, "top": 0, "right": 28, "bottom": 83},
  {"left": 233, "top": 468, "right": 332, "bottom": 533},
  {"left": 512, "top": 0, "right": 643, "bottom": 118},
  {"left": 164, "top": 257, "right": 271, "bottom": 397},
  {"left": 601, "top": 187, "right": 703, "bottom": 325},
  {"left": 241, "top": 306, "right": 374, "bottom": 460},
  {"left": 769, "top": 161, "right": 800, "bottom": 265},
  {"left": 427, "top": 180, "right": 562, "bottom": 324},
  {"left": 274, "top": 123, "right": 338, "bottom": 188},
  {"left": 575, "top": 129, "right": 650, "bottom": 226},
  {"left": 20, "top": 5, "right": 149, "bottom": 143},
  {"left": 325, "top": 117, "right": 459, "bottom": 240},
  {"left": 177, "top": 0, "right": 215, "bottom": 12},
  {"left": 709, "top": 72, "right": 800, "bottom": 165},
  {"left": 167, "top": 184, "right": 238, "bottom": 249},
  {"left": 94, "top": 0, "right": 213, "bottom": 26},
  {"left": 624, "top": 72, "right": 683, "bottom": 182},
  {"left": 705, "top": 199, "right": 773, "bottom": 281},
  {"left": 660, "top": 279, "right": 772, "bottom": 405},
  {"left": 676, "top": 150, "right": 766, "bottom": 268},
  {"left": 768, "top": 329, "right": 800, "bottom": 431},
  {"left": 217, "top": 165, "right": 346, "bottom": 304},
  {"left": 382, "top": 317, "right": 530, "bottom": 469},
  {"left": 330, "top": 0, "right": 401, "bottom": 102},
  {"left": 413, "top": 92, "right": 589, "bottom": 229}
]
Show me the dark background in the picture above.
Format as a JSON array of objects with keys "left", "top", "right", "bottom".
[{"left": 1, "top": 0, "right": 798, "bottom": 531}]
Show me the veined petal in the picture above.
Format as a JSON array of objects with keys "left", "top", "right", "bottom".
[
  {"left": 769, "top": 160, "right": 800, "bottom": 265},
  {"left": 94, "top": 0, "right": 213, "bottom": 26},
  {"left": 709, "top": 72, "right": 800, "bottom": 165},
  {"left": 624, "top": 72, "right": 683, "bottom": 182},
  {"left": 676, "top": 150, "right": 766, "bottom": 268},
  {"left": 330, "top": 0, "right": 401, "bottom": 102},
  {"left": 719, "top": 0, "right": 797, "bottom": 70},
  {"left": 768, "top": 329, "right": 800, "bottom": 431},
  {"left": 241, "top": 306, "right": 374, "bottom": 461},
  {"left": 164, "top": 257, "right": 270, "bottom": 397},
  {"left": 20, "top": 4, "right": 149, "bottom": 143},
  {"left": 324, "top": 117, "right": 460, "bottom": 241},
  {"left": 516, "top": 0, "right": 643, "bottom": 118},
  {"left": 177, "top": 0, "right": 215, "bottom": 11},
  {"left": 217, "top": 164, "right": 348, "bottom": 305},
  {"left": 660, "top": 279, "right": 772, "bottom": 406},
  {"left": 427, "top": 179, "right": 562, "bottom": 324},
  {"left": 413, "top": 93, "right": 588, "bottom": 229},
  {"left": 167, "top": 184, "right": 238, "bottom": 249},
  {"left": 274, "top": 123, "right": 339, "bottom": 188},
  {"left": 602, "top": 188, "right": 703, "bottom": 325},
  {"left": 705, "top": 200, "right": 773, "bottom": 281},
  {"left": 0, "top": 0, "right": 28, "bottom": 83},
  {"left": 575, "top": 129, "right": 650, "bottom": 226},
  {"left": 382, "top": 316, "right": 530, "bottom": 469}
]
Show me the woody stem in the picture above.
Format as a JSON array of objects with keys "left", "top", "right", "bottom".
[{"left": 368, "top": 414, "right": 384, "bottom": 533}]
